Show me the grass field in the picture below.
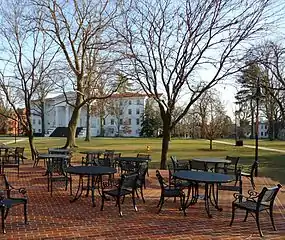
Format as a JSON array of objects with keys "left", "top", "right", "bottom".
[{"left": 1, "top": 136, "right": 285, "bottom": 184}]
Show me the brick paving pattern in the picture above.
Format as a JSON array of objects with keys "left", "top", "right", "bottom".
[{"left": 1, "top": 163, "right": 285, "bottom": 240}]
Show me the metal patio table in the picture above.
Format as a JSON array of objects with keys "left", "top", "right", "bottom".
[
  {"left": 173, "top": 170, "right": 234, "bottom": 218},
  {"left": 66, "top": 166, "right": 117, "bottom": 207}
]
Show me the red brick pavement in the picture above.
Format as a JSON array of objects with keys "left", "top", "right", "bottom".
[{"left": 1, "top": 163, "right": 285, "bottom": 240}]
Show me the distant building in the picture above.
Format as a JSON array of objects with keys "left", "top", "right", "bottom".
[
  {"left": 31, "top": 92, "right": 150, "bottom": 137},
  {"left": 258, "top": 121, "right": 268, "bottom": 139}
]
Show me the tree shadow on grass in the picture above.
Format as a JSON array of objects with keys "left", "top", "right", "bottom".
[{"left": 196, "top": 148, "right": 227, "bottom": 152}]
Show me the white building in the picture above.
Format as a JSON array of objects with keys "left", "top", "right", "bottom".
[
  {"left": 31, "top": 92, "right": 149, "bottom": 137},
  {"left": 258, "top": 121, "right": 268, "bottom": 139}
]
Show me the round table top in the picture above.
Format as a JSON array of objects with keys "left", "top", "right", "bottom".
[
  {"left": 192, "top": 158, "right": 231, "bottom": 164},
  {"left": 173, "top": 170, "right": 234, "bottom": 184},
  {"left": 117, "top": 157, "right": 149, "bottom": 162},
  {"left": 38, "top": 154, "right": 70, "bottom": 159},
  {"left": 66, "top": 166, "right": 117, "bottom": 175}
]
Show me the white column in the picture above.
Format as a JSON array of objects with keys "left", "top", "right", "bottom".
[
  {"left": 65, "top": 105, "right": 69, "bottom": 126},
  {"left": 55, "top": 107, "right": 59, "bottom": 127}
]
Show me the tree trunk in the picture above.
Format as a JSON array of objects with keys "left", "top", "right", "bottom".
[
  {"left": 41, "top": 101, "right": 45, "bottom": 137},
  {"left": 209, "top": 139, "right": 213, "bottom": 150},
  {"left": 28, "top": 134, "right": 36, "bottom": 161},
  {"left": 64, "top": 107, "right": 80, "bottom": 148},
  {"left": 160, "top": 123, "right": 171, "bottom": 169},
  {"left": 85, "top": 104, "right": 91, "bottom": 141}
]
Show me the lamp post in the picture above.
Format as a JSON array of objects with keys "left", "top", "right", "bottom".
[{"left": 254, "top": 77, "right": 262, "bottom": 177}]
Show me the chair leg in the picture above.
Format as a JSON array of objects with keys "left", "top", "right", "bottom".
[
  {"left": 255, "top": 212, "right": 263, "bottom": 237},
  {"left": 1, "top": 208, "right": 6, "bottom": 234},
  {"left": 157, "top": 197, "right": 164, "bottom": 213},
  {"left": 229, "top": 205, "right": 236, "bottom": 226},
  {"left": 117, "top": 196, "right": 122, "bottom": 217},
  {"left": 270, "top": 207, "right": 277, "bottom": 231},
  {"left": 69, "top": 178, "right": 72, "bottom": 196},
  {"left": 243, "top": 210, "right": 248, "bottom": 222},
  {"left": 24, "top": 203, "right": 28, "bottom": 224},
  {"left": 100, "top": 193, "right": 105, "bottom": 211},
  {"left": 180, "top": 194, "right": 186, "bottom": 216},
  {"left": 156, "top": 197, "right": 162, "bottom": 208},
  {"left": 250, "top": 176, "right": 255, "bottom": 189},
  {"left": 132, "top": 191, "right": 138, "bottom": 212},
  {"left": 140, "top": 187, "right": 145, "bottom": 203}
]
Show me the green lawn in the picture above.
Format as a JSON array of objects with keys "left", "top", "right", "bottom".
[{"left": 2, "top": 137, "right": 285, "bottom": 184}]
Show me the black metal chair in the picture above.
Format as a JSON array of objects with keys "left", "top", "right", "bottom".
[
  {"left": 218, "top": 169, "right": 243, "bottom": 201},
  {"left": 240, "top": 161, "right": 258, "bottom": 189},
  {"left": 137, "top": 153, "right": 151, "bottom": 176},
  {"left": 47, "top": 157, "right": 72, "bottom": 196},
  {"left": 101, "top": 172, "right": 139, "bottom": 217},
  {"left": 189, "top": 159, "right": 207, "bottom": 171},
  {"left": 33, "top": 149, "right": 46, "bottom": 167},
  {"left": 135, "top": 162, "right": 149, "bottom": 203},
  {"left": 156, "top": 170, "right": 186, "bottom": 215},
  {"left": 2, "top": 147, "right": 23, "bottom": 177},
  {"left": 170, "top": 156, "right": 189, "bottom": 171},
  {"left": 0, "top": 174, "right": 28, "bottom": 234},
  {"left": 216, "top": 156, "right": 240, "bottom": 174},
  {"left": 230, "top": 184, "right": 282, "bottom": 237}
]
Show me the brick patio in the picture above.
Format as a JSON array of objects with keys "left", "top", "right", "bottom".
[{"left": 1, "top": 163, "right": 285, "bottom": 240}]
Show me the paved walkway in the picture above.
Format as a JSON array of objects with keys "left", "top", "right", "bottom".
[
  {"left": 0, "top": 138, "right": 27, "bottom": 145},
  {"left": 214, "top": 140, "right": 285, "bottom": 153},
  {"left": 1, "top": 163, "right": 285, "bottom": 240}
]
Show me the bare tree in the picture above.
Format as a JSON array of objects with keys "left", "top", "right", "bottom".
[
  {"left": 203, "top": 93, "right": 227, "bottom": 150},
  {"left": 33, "top": 0, "right": 122, "bottom": 148},
  {"left": 0, "top": 0, "right": 58, "bottom": 160},
  {"left": 117, "top": 0, "right": 277, "bottom": 168}
]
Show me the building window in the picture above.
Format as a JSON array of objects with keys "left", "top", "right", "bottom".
[
  {"left": 119, "top": 109, "right": 123, "bottom": 115},
  {"left": 32, "top": 119, "right": 36, "bottom": 125},
  {"left": 128, "top": 109, "right": 132, "bottom": 115},
  {"left": 265, "top": 125, "right": 267, "bottom": 129},
  {"left": 111, "top": 119, "right": 114, "bottom": 125},
  {"left": 119, "top": 100, "right": 123, "bottom": 106},
  {"left": 38, "top": 119, "right": 41, "bottom": 125},
  {"left": 38, "top": 129, "right": 41, "bottom": 133},
  {"left": 119, "top": 119, "right": 123, "bottom": 125},
  {"left": 136, "top": 118, "right": 140, "bottom": 125},
  {"left": 103, "top": 119, "right": 105, "bottom": 125},
  {"left": 129, "top": 100, "right": 132, "bottom": 105},
  {"left": 128, "top": 119, "right": 131, "bottom": 125},
  {"left": 137, "top": 99, "right": 140, "bottom": 105},
  {"left": 261, "top": 132, "right": 263, "bottom": 136},
  {"left": 136, "top": 109, "right": 140, "bottom": 115},
  {"left": 261, "top": 125, "right": 263, "bottom": 129}
]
